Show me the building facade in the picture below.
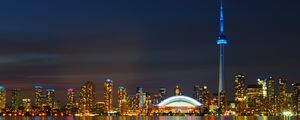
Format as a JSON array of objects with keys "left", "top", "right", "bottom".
[{"left": 104, "top": 79, "right": 113, "bottom": 113}]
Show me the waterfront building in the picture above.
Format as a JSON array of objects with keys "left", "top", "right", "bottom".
[
  {"left": 200, "top": 86, "right": 210, "bottom": 108},
  {"left": 154, "top": 95, "right": 202, "bottom": 114},
  {"left": 66, "top": 88, "right": 76, "bottom": 108},
  {"left": 292, "top": 83, "right": 300, "bottom": 115},
  {"left": 0, "top": 86, "right": 6, "bottom": 109},
  {"left": 266, "top": 76, "right": 276, "bottom": 115},
  {"left": 12, "top": 88, "right": 22, "bottom": 110},
  {"left": 34, "top": 85, "right": 43, "bottom": 108},
  {"left": 79, "top": 81, "right": 95, "bottom": 113},
  {"left": 22, "top": 98, "right": 31, "bottom": 110},
  {"left": 234, "top": 73, "right": 246, "bottom": 114},
  {"left": 117, "top": 86, "right": 128, "bottom": 115},
  {"left": 104, "top": 79, "right": 113, "bottom": 113},
  {"left": 278, "top": 78, "right": 287, "bottom": 113},
  {"left": 193, "top": 85, "right": 201, "bottom": 102},
  {"left": 174, "top": 85, "right": 182, "bottom": 96},
  {"left": 46, "top": 89, "right": 55, "bottom": 109},
  {"left": 246, "top": 84, "right": 262, "bottom": 115},
  {"left": 159, "top": 87, "right": 167, "bottom": 102}
]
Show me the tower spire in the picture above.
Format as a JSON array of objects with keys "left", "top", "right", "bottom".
[{"left": 219, "top": 0, "right": 225, "bottom": 39}]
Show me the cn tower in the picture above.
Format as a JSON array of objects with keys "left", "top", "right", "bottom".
[{"left": 217, "top": 0, "right": 227, "bottom": 108}]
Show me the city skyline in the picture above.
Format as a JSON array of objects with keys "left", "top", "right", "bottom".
[{"left": 0, "top": 0, "right": 299, "bottom": 108}]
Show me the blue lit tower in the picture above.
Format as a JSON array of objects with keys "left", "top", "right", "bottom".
[{"left": 217, "top": 0, "right": 228, "bottom": 108}]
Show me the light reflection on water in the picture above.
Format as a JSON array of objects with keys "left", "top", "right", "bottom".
[{"left": 0, "top": 116, "right": 298, "bottom": 120}]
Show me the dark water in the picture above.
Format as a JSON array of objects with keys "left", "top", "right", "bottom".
[{"left": 0, "top": 116, "right": 298, "bottom": 120}]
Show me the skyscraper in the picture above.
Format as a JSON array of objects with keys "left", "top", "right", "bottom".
[
  {"left": 200, "top": 86, "right": 210, "bottom": 108},
  {"left": 266, "top": 76, "right": 276, "bottom": 115},
  {"left": 234, "top": 73, "right": 245, "bottom": 114},
  {"left": 12, "top": 88, "right": 22, "bottom": 110},
  {"left": 217, "top": 0, "right": 228, "bottom": 108},
  {"left": 46, "top": 89, "right": 55, "bottom": 109},
  {"left": 22, "top": 98, "right": 31, "bottom": 110},
  {"left": 0, "top": 86, "right": 6, "bottom": 109},
  {"left": 79, "top": 81, "right": 95, "bottom": 113},
  {"left": 158, "top": 87, "right": 167, "bottom": 102},
  {"left": 193, "top": 85, "right": 201, "bottom": 101},
  {"left": 278, "top": 78, "right": 287, "bottom": 113},
  {"left": 104, "top": 79, "right": 113, "bottom": 113},
  {"left": 117, "top": 86, "right": 128, "bottom": 115},
  {"left": 174, "top": 85, "right": 182, "bottom": 96},
  {"left": 34, "top": 85, "right": 43, "bottom": 108},
  {"left": 292, "top": 83, "right": 300, "bottom": 115},
  {"left": 246, "top": 85, "right": 263, "bottom": 115},
  {"left": 66, "top": 88, "right": 76, "bottom": 108}
]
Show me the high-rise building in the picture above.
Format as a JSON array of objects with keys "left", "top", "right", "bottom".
[
  {"left": 0, "top": 86, "right": 6, "bottom": 109},
  {"left": 246, "top": 85, "right": 262, "bottom": 115},
  {"left": 46, "top": 89, "right": 55, "bottom": 109},
  {"left": 136, "top": 87, "right": 146, "bottom": 110},
  {"left": 12, "top": 88, "right": 21, "bottom": 110},
  {"left": 217, "top": 0, "right": 228, "bottom": 108},
  {"left": 193, "top": 85, "right": 201, "bottom": 101},
  {"left": 104, "top": 79, "right": 113, "bottom": 113},
  {"left": 219, "top": 90, "right": 226, "bottom": 114},
  {"left": 278, "top": 78, "right": 287, "bottom": 113},
  {"left": 234, "top": 73, "right": 245, "bottom": 114},
  {"left": 128, "top": 94, "right": 138, "bottom": 112},
  {"left": 266, "top": 76, "right": 276, "bottom": 115},
  {"left": 199, "top": 86, "right": 210, "bottom": 108},
  {"left": 34, "top": 85, "right": 43, "bottom": 108},
  {"left": 22, "top": 98, "right": 31, "bottom": 110},
  {"left": 117, "top": 86, "right": 128, "bottom": 115},
  {"left": 292, "top": 83, "right": 300, "bottom": 115},
  {"left": 79, "top": 81, "right": 95, "bottom": 113},
  {"left": 257, "top": 78, "right": 268, "bottom": 114},
  {"left": 158, "top": 87, "right": 167, "bottom": 102},
  {"left": 174, "top": 85, "right": 182, "bottom": 96},
  {"left": 257, "top": 78, "right": 267, "bottom": 98},
  {"left": 144, "top": 92, "right": 152, "bottom": 114},
  {"left": 66, "top": 88, "right": 76, "bottom": 108}
]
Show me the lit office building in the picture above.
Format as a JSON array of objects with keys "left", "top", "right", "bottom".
[
  {"left": 34, "top": 85, "right": 43, "bottom": 108},
  {"left": 278, "top": 78, "right": 287, "bottom": 113},
  {"left": 144, "top": 92, "right": 152, "bottom": 114},
  {"left": 292, "top": 83, "right": 300, "bottom": 115},
  {"left": 174, "top": 85, "right": 182, "bottom": 96},
  {"left": 104, "top": 79, "right": 113, "bottom": 113},
  {"left": 117, "top": 86, "right": 128, "bottom": 115},
  {"left": 22, "top": 98, "right": 31, "bottom": 110},
  {"left": 234, "top": 73, "right": 245, "bottom": 114},
  {"left": 200, "top": 86, "right": 210, "bottom": 108},
  {"left": 12, "top": 88, "right": 22, "bottom": 110},
  {"left": 152, "top": 94, "right": 160, "bottom": 104},
  {"left": 219, "top": 90, "right": 226, "bottom": 114},
  {"left": 159, "top": 87, "right": 167, "bottom": 102},
  {"left": 0, "top": 86, "right": 6, "bottom": 109},
  {"left": 66, "top": 88, "right": 76, "bottom": 108},
  {"left": 79, "top": 81, "right": 95, "bottom": 113},
  {"left": 257, "top": 78, "right": 268, "bottom": 114},
  {"left": 128, "top": 94, "right": 138, "bottom": 113},
  {"left": 266, "top": 76, "right": 276, "bottom": 115},
  {"left": 95, "top": 102, "right": 105, "bottom": 115},
  {"left": 246, "top": 85, "right": 262, "bottom": 115},
  {"left": 46, "top": 89, "right": 55, "bottom": 109},
  {"left": 193, "top": 85, "right": 201, "bottom": 101}
]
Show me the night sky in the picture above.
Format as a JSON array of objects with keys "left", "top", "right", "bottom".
[{"left": 0, "top": 0, "right": 299, "bottom": 104}]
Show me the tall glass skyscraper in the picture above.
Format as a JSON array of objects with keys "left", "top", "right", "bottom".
[{"left": 104, "top": 79, "right": 113, "bottom": 113}]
